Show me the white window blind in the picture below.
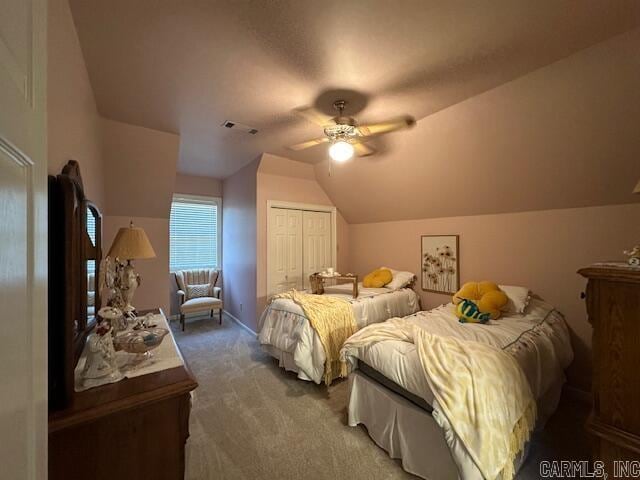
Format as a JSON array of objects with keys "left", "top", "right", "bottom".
[{"left": 170, "top": 196, "right": 220, "bottom": 272}]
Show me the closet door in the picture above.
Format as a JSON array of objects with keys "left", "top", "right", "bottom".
[
  {"left": 303, "top": 211, "right": 332, "bottom": 284},
  {"left": 268, "top": 208, "right": 303, "bottom": 294}
]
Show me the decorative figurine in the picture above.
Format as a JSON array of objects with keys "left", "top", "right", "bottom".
[
  {"left": 624, "top": 245, "right": 640, "bottom": 267},
  {"left": 82, "top": 321, "right": 122, "bottom": 387},
  {"left": 100, "top": 255, "right": 141, "bottom": 313},
  {"left": 97, "top": 306, "right": 126, "bottom": 334}
]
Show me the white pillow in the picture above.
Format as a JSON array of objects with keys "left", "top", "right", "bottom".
[
  {"left": 187, "top": 283, "right": 211, "bottom": 299},
  {"left": 499, "top": 285, "right": 531, "bottom": 314},
  {"left": 383, "top": 267, "right": 415, "bottom": 290}
]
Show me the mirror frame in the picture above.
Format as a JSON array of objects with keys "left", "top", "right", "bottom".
[{"left": 48, "top": 160, "right": 103, "bottom": 410}]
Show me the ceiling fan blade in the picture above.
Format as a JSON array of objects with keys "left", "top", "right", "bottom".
[
  {"left": 357, "top": 116, "right": 416, "bottom": 137},
  {"left": 293, "top": 106, "right": 335, "bottom": 126},
  {"left": 353, "top": 142, "right": 376, "bottom": 157},
  {"left": 288, "top": 136, "right": 329, "bottom": 151}
]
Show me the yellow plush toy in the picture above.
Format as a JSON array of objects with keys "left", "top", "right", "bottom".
[
  {"left": 363, "top": 268, "right": 393, "bottom": 288},
  {"left": 453, "top": 281, "right": 508, "bottom": 323}
]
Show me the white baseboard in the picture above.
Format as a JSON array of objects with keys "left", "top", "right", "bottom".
[{"left": 224, "top": 310, "right": 257, "bottom": 336}]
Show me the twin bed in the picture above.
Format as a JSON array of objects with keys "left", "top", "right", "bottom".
[
  {"left": 257, "top": 272, "right": 574, "bottom": 479},
  {"left": 258, "top": 281, "right": 420, "bottom": 383},
  {"left": 342, "top": 299, "right": 573, "bottom": 479}
]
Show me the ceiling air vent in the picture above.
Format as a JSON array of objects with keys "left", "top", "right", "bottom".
[{"left": 221, "top": 120, "right": 258, "bottom": 135}]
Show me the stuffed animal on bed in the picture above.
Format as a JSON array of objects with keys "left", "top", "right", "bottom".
[
  {"left": 453, "top": 281, "right": 509, "bottom": 324},
  {"left": 456, "top": 299, "right": 492, "bottom": 323},
  {"left": 362, "top": 268, "right": 393, "bottom": 288}
]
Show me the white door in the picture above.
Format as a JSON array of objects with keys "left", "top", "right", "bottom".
[
  {"left": 0, "top": 0, "right": 48, "bottom": 478},
  {"left": 302, "top": 211, "right": 332, "bottom": 284},
  {"left": 268, "top": 208, "right": 303, "bottom": 294}
]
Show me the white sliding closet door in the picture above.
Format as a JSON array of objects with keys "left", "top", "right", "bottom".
[
  {"left": 268, "top": 208, "right": 303, "bottom": 294},
  {"left": 302, "top": 211, "right": 332, "bottom": 283}
]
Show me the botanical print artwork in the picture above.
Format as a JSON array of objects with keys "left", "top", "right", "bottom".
[{"left": 421, "top": 235, "right": 459, "bottom": 294}]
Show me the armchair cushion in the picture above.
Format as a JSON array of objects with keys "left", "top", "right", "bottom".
[{"left": 180, "top": 296, "right": 222, "bottom": 314}]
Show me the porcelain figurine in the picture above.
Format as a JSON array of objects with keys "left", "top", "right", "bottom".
[
  {"left": 82, "top": 321, "right": 122, "bottom": 386},
  {"left": 98, "top": 306, "right": 126, "bottom": 334},
  {"left": 120, "top": 261, "right": 141, "bottom": 313},
  {"left": 624, "top": 245, "right": 640, "bottom": 267}
]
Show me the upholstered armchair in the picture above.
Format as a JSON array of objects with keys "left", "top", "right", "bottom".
[{"left": 175, "top": 269, "right": 222, "bottom": 330}]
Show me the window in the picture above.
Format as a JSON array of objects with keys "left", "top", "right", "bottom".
[
  {"left": 87, "top": 207, "right": 96, "bottom": 275},
  {"left": 170, "top": 195, "right": 221, "bottom": 272}
]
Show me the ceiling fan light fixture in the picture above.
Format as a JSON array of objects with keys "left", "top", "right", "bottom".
[{"left": 329, "top": 140, "right": 354, "bottom": 163}]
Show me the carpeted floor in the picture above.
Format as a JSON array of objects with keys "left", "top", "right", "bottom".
[{"left": 172, "top": 313, "right": 590, "bottom": 480}]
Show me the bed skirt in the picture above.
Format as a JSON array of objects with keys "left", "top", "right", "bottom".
[
  {"left": 262, "top": 344, "right": 313, "bottom": 381},
  {"left": 347, "top": 371, "right": 539, "bottom": 480}
]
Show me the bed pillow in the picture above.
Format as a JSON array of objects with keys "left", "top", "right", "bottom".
[
  {"left": 363, "top": 268, "right": 393, "bottom": 288},
  {"left": 383, "top": 267, "right": 415, "bottom": 290},
  {"left": 499, "top": 284, "right": 531, "bottom": 314}
]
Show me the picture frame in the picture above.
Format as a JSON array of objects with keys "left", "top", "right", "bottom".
[{"left": 421, "top": 235, "right": 460, "bottom": 294}]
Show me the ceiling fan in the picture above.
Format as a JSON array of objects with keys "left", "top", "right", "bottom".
[{"left": 288, "top": 100, "right": 416, "bottom": 162}]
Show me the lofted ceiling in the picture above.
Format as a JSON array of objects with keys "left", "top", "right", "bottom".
[{"left": 70, "top": 0, "right": 640, "bottom": 180}]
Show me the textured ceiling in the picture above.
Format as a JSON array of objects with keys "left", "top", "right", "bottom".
[{"left": 70, "top": 0, "right": 640, "bottom": 179}]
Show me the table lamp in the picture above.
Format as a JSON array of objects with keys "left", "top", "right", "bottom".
[{"left": 107, "top": 221, "right": 156, "bottom": 313}]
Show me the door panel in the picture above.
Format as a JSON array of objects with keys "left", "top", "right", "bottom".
[
  {"left": 0, "top": 149, "right": 29, "bottom": 478},
  {"left": 302, "top": 211, "right": 332, "bottom": 284},
  {"left": 268, "top": 208, "right": 302, "bottom": 295},
  {"left": 0, "top": 0, "right": 47, "bottom": 478}
]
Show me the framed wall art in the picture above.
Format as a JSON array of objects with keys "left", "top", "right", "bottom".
[{"left": 421, "top": 235, "right": 459, "bottom": 295}]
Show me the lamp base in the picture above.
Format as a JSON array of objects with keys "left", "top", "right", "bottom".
[{"left": 120, "top": 262, "right": 140, "bottom": 314}]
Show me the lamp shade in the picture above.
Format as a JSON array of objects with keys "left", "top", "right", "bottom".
[
  {"left": 634, "top": 179, "right": 640, "bottom": 194},
  {"left": 107, "top": 222, "right": 156, "bottom": 260}
]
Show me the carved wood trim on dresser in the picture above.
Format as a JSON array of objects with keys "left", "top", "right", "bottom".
[{"left": 578, "top": 263, "right": 640, "bottom": 475}]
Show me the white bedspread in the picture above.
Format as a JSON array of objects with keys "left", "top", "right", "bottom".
[
  {"left": 343, "top": 299, "right": 573, "bottom": 479},
  {"left": 258, "top": 283, "right": 420, "bottom": 383},
  {"left": 344, "top": 299, "right": 573, "bottom": 405}
]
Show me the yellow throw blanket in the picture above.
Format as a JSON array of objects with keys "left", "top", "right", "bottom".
[
  {"left": 272, "top": 290, "right": 357, "bottom": 385},
  {"left": 340, "top": 318, "right": 536, "bottom": 480}
]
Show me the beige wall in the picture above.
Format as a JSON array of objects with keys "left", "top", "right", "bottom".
[
  {"left": 174, "top": 173, "right": 223, "bottom": 197},
  {"left": 256, "top": 154, "right": 350, "bottom": 317},
  {"left": 222, "top": 158, "right": 260, "bottom": 330},
  {"left": 102, "top": 118, "right": 179, "bottom": 218},
  {"left": 101, "top": 119, "right": 180, "bottom": 316},
  {"left": 48, "top": 0, "right": 104, "bottom": 206},
  {"left": 103, "top": 216, "right": 170, "bottom": 314},
  {"left": 348, "top": 203, "right": 640, "bottom": 391}
]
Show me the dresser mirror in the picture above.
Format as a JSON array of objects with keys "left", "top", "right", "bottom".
[{"left": 48, "top": 160, "right": 103, "bottom": 411}]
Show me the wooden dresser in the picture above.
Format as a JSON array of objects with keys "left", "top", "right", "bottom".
[
  {"left": 48, "top": 310, "right": 198, "bottom": 480},
  {"left": 579, "top": 263, "right": 640, "bottom": 475}
]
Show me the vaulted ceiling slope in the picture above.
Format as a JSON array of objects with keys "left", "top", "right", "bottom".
[
  {"left": 315, "top": 29, "right": 640, "bottom": 223},
  {"left": 70, "top": 0, "right": 640, "bottom": 180}
]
